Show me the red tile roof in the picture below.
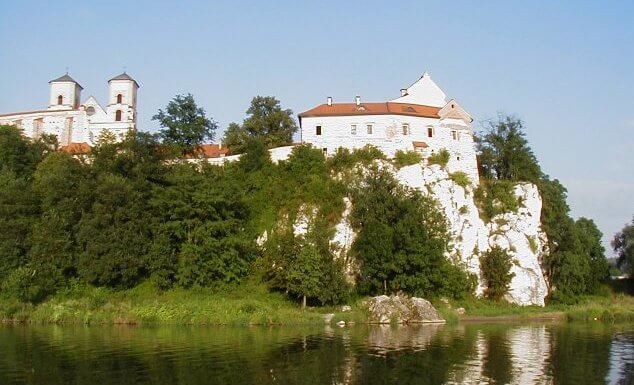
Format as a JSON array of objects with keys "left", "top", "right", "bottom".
[
  {"left": 184, "top": 144, "right": 230, "bottom": 159},
  {"left": 412, "top": 141, "right": 429, "bottom": 148},
  {"left": 299, "top": 102, "right": 441, "bottom": 119},
  {"left": 60, "top": 142, "right": 91, "bottom": 154}
]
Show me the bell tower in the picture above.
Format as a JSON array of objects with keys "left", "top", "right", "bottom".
[
  {"left": 48, "top": 73, "right": 83, "bottom": 110},
  {"left": 107, "top": 72, "right": 139, "bottom": 127}
]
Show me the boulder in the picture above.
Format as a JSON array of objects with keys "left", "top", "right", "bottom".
[{"left": 366, "top": 295, "right": 444, "bottom": 324}]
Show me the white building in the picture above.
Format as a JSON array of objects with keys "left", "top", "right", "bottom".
[
  {"left": 0, "top": 72, "right": 139, "bottom": 148},
  {"left": 298, "top": 72, "right": 479, "bottom": 183}
]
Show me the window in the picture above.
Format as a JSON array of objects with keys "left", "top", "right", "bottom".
[
  {"left": 115, "top": 110, "right": 122, "bottom": 121},
  {"left": 367, "top": 124, "right": 373, "bottom": 134},
  {"left": 86, "top": 106, "right": 96, "bottom": 116},
  {"left": 116, "top": 94, "right": 123, "bottom": 104},
  {"left": 57, "top": 95, "right": 63, "bottom": 105},
  {"left": 402, "top": 123, "right": 409, "bottom": 135},
  {"left": 457, "top": 156, "right": 461, "bottom": 161},
  {"left": 452, "top": 130, "right": 458, "bottom": 140},
  {"left": 427, "top": 127, "right": 433, "bottom": 137},
  {"left": 351, "top": 124, "right": 357, "bottom": 135},
  {"left": 316, "top": 125, "right": 322, "bottom": 135},
  {"left": 322, "top": 148, "right": 328, "bottom": 155}
]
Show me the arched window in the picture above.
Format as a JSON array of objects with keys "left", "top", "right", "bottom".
[
  {"left": 57, "top": 95, "right": 63, "bottom": 105},
  {"left": 116, "top": 94, "right": 123, "bottom": 104},
  {"left": 115, "top": 110, "right": 122, "bottom": 121}
]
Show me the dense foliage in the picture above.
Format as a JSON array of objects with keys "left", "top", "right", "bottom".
[
  {"left": 612, "top": 216, "right": 634, "bottom": 275},
  {"left": 477, "top": 115, "right": 610, "bottom": 302},
  {"left": 480, "top": 246, "right": 515, "bottom": 300},
  {"left": 350, "top": 166, "right": 474, "bottom": 299},
  {"left": 222, "top": 96, "right": 298, "bottom": 153}
]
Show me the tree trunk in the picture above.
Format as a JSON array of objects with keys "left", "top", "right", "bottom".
[
  {"left": 383, "top": 279, "right": 387, "bottom": 295},
  {"left": 302, "top": 295, "right": 306, "bottom": 309}
]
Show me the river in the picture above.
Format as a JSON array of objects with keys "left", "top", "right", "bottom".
[{"left": 0, "top": 322, "right": 632, "bottom": 384}]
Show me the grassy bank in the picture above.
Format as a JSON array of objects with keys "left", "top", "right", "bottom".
[
  {"left": 451, "top": 294, "right": 634, "bottom": 323},
  {"left": 1, "top": 281, "right": 632, "bottom": 326}
]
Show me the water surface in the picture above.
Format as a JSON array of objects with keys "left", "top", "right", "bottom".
[{"left": 0, "top": 322, "right": 631, "bottom": 384}]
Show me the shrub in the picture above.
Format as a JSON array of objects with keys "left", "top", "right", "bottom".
[
  {"left": 473, "top": 180, "right": 520, "bottom": 222},
  {"left": 449, "top": 171, "right": 471, "bottom": 188},
  {"left": 427, "top": 149, "right": 450, "bottom": 167},
  {"left": 480, "top": 246, "right": 515, "bottom": 301},
  {"left": 393, "top": 150, "right": 422, "bottom": 168}
]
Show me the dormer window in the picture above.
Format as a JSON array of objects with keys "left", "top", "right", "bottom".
[
  {"left": 316, "top": 125, "right": 322, "bottom": 135},
  {"left": 115, "top": 110, "right": 122, "bottom": 121},
  {"left": 57, "top": 95, "right": 63, "bottom": 105},
  {"left": 117, "top": 94, "right": 123, "bottom": 104}
]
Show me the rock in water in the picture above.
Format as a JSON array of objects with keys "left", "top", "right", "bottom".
[{"left": 366, "top": 295, "right": 445, "bottom": 324}]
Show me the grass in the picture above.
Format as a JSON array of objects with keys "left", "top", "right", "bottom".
[
  {"left": 0, "top": 281, "right": 333, "bottom": 326},
  {"left": 447, "top": 292, "right": 634, "bottom": 323},
  {"left": 2, "top": 280, "right": 632, "bottom": 326}
]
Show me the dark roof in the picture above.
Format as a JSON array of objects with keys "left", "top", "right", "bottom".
[
  {"left": 49, "top": 74, "right": 83, "bottom": 89},
  {"left": 108, "top": 72, "right": 139, "bottom": 87}
]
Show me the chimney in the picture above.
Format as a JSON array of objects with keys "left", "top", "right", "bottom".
[
  {"left": 400, "top": 88, "right": 408, "bottom": 97},
  {"left": 355, "top": 95, "right": 361, "bottom": 106},
  {"left": 327, "top": 96, "right": 332, "bottom": 106}
]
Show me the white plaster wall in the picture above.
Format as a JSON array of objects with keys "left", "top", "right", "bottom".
[{"left": 301, "top": 114, "right": 479, "bottom": 183}]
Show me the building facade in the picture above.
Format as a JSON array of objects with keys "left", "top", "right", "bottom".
[
  {"left": 298, "top": 73, "right": 479, "bottom": 183},
  {"left": 0, "top": 72, "right": 139, "bottom": 148}
]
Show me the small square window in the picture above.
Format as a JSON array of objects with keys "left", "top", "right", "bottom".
[
  {"left": 351, "top": 124, "right": 357, "bottom": 135},
  {"left": 427, "top": 127, "right": 433, "bottom": 137},
  {"left": 402, "top": 123, "right": 409, "bottom": 135},
  {"left": 367, "top": 124, "right": 373, "bottom": 134},
  {"left": 316, "top": 125, "right": 322, "bottom": 135}
]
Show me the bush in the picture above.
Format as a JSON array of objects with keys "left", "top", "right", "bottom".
[
  {"left": 0, "top": 267, "right": 52, "bottom": 304},
  {"left": 393, "top": 150, "right": 422, "bottom": 168},
  {"left": 449, "top": 171, "right": 471, "bottom": 188},
  {"left": 480, "top": 246, "right": 515, "bottom": 301},
  {"left": 474, "top": 180, "right": 520, "bottom": 222},
  {"left": 428, "top": 149, "right": 450, "bottom": 167}
]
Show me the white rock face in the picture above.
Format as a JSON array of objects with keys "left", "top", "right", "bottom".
[
  {"left": 395, "top": 163, "right": 549, "bottom": 306},
  {"left": 289, "top": 160, "right": 549, "bottom": 306}
]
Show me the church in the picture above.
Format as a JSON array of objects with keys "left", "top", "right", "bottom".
[
  {"left": 0, "top": 72, "right": 139, "bottom": 149},
  {"left": 298, "top": 72, "right": 479, "bottom": 183}
]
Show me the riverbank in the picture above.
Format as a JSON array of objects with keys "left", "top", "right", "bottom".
[{"left": 1, "top": 281, "right": 632, "bottom": 326}]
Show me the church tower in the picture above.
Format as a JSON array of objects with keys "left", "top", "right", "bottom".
[
  {"left": 107, "top": 72, "right": 139, "bottom": 127},
  {"left": 48, "top": 73, "right": 83, "bottom": 110}
]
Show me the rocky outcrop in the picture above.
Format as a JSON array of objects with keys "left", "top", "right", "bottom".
[
  {"left": 366, "top": 295, "right": 445, "bottom": 324},
  {"left": 395, "top": 163, "right": 549, "bottom": 306}
]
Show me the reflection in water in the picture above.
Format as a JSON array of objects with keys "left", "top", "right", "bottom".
[{"left": 0, "top": 323, "right": 631, "bottom": 384}]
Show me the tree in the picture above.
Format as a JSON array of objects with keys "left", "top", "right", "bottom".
[
  {"left": 153, "top": 94, "right": 217, "bottom": 155},
  {"left": 222, "top": 96, "right": 297, "bottom": 153},
  {"left": 0, "top": 124, "right": 48, "bottom": 177},
  {"left": 613, "top": 216, "right": 634, "bottom": 275},
  {"left": 350, "top": 166, "right": 472, "bottom": 298},
  {"left": 479, "top": 246, "right": 515, "bottom": 301},
  {"left": 575, "top": 217, "right": 609, "bottom": 290},
  {"left": 477, "top": 115, "right": 542, "bottom": 182}
]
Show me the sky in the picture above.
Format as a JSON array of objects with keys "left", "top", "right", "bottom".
[{"left": 1, "top": 0, "right": 632, "bottom": 254}]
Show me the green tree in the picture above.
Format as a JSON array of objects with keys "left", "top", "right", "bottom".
[
  {"left": 350, "top": 166, "right": 471, "bottom": 298},
  {"left": 574, "top": 217, "right": 609, "bottom": 291},
  {"left": 479, "top": 246, "right": 515, "bottom": 301},
  {"left": 0, "top": 124, "right": 49, "bottom": 177},
  {"left": 477, "top": 115, "right": 542, "bottom": 182},
  {"left": 612, "top": 216, "right": 634, "bottom": 275},
  {"left": 153, "top": 94, "right": 217, "bottom": 155},
  {"left": 222, "top": 96, "right": 297, "bottom": 153}
]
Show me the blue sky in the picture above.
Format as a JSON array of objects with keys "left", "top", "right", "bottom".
[{"left": 1, "top": 0, "right": 632, "bottom": 253}]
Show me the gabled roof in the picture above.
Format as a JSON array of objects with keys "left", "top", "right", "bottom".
[
  {"left": 299, "top": 102, "right": 440, "bottom": 119},
  {"left": 108, "top": 72, "right": 139, "bottom": 87},
  {"left": 184, "top": 144, "right": 231, "bottom": 159},
  {"left": 391, "top": 72, "right": 447, "bottom": 107},
  {"left": 49, "top": 74, "right": 83, "bottom": 89}
]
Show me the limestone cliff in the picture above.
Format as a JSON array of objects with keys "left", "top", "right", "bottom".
[{"left": 327, "top": 162, "right": 549, "bottom": 306}]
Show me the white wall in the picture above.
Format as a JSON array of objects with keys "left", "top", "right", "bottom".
[{"left": 301, "top": 114, "right": 479, "bottom": 183}]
